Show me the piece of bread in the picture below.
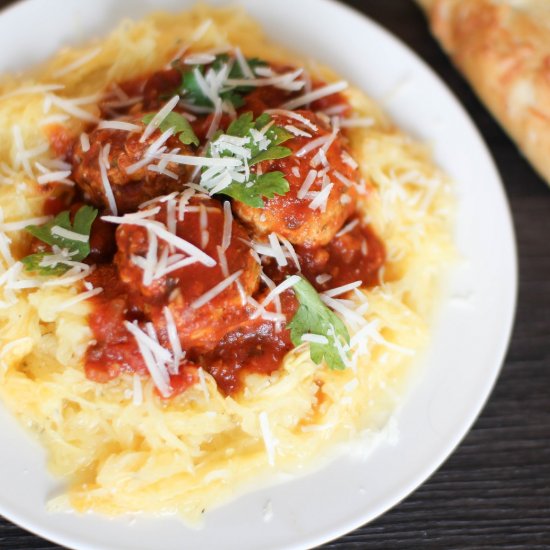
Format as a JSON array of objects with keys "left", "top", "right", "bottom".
[{"left": 418, "top": 0, "right": 550, "bottom": 185}]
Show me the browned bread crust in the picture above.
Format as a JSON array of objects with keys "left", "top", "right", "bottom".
[{"left": 418, "top": 0, "right": 550, "bottom": 185}]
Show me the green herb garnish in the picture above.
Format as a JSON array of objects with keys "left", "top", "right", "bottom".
[
  {"left": 201, "top": 112, "right": 293, "bottom": 208},
  {"left": 22, "top": 205, "right": 98, "bottom": 275},
  {"left": 178, "top": 54, "right": 268, "bottom": 109},
  {"left": 21, "top": 252, "right": 74, "bottom": 276},
  {"left": 226, "top": 112, "right": 293, "bottom": 165},
  {"left": 221, "top": 172, "right": 290, "bottom": 208},
  {"left": 287, "top": 276, "right": 351, "bottom": 371},
  {"left": 142, "top": 112, "right": 199, "bottom": 146}
]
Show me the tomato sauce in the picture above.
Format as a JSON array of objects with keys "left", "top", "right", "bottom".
[
  {"left": 298, "top": 223, "right": 385, "bottom": 290},
  {"left": 84, "top": 265, "right": 297, "bottom": 396},
  {"left": 43, "top": 191, "right": 74, "bottom": 216},
  {"left": 200, "top": 320, "right": 292, "bottom": 394},
  {"left": 263, "top": 221, "right": 385, "bottom": 292},
  {"left": 197, "top": 288, "right": 298, "bottom": 394},
  {"left": 36, "top": 58, "right": 386, "bottom": 399},
  {"left": 84, "top": 265, "right": 145, "bottom": 382}
]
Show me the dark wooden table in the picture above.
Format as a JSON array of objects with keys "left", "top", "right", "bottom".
[{"left": 1, "top": 1, "right": 549, "bottom": 548}]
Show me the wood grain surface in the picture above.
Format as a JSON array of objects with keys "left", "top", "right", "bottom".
[{"left": 1, "top": 1, "right": 549, "bottom": 548}]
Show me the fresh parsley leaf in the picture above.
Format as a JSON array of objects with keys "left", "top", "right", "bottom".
[
  {"left": 142, "top": 112, "right": 199, "bottom": 146},
  {"left": 180, "top": 67, "right": 213, "bottom": 107},
  {"left": 21, "top": 252, "right": 73, "bottom": 276},
  {"left": 254, "top": 113, "right": 272, "bottom": 128},
  {"left": 226, "top": 111, "right": 254, "bottom": 137},
  {"left": 222, "top": 172, "right": 290, "bottom": 208},
  {"left": 267, "top": 125, "right": 294, "bottom": 146},
  {"left": 26, "top": 205, "right": 97, "bottom": 258},
  {"left": 250, "top": 146, "right": 292, "bottom": 166},
  {"left": 287, "top": 276, "right": 351, "bottom": 371},
  {"left": 22, "top": 205, "right": 98, "bottom": 275},
  {"left": 226, "top": 112, "right": 293, "bottom": 165},
  {"left": 222, "top": 90, "right": 245, "bottom": 109},
  {"left": 203, "top": 112, "right": 292, "bottom": 207},
  {"left": 177, "top": 54, "right": 268, "bottom": 109}
]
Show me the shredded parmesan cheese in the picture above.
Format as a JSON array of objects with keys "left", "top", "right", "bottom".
[
  {"left": 268, "top": 233, "right": 287, "bottom": 267},
  {"left": 221, "top": 201, "right": 233, "bottom": 252},
  {"left": 80, "top": 133, "right": 90, "bottom": 152},
  {"left": 259, "top": 274, "right": 300, "bottom": 310},
  {"left": 140, "top": 95, "right": 180, "bottom": 143},
  {"left": 281, "top": 81, "right": 348, "bottom": 110},
  {"left": 97, "top": 120, "right": 141, "bottom": 132},
  {"left": 99, "top": 144, "right": 118, "bottom": 215},
  {"left": 308, "top": 182, "right": 333, "bottom": 212},
  {"left": 191, "top": 270, "right": 243, "bottom": 309},
  {"left": 301, "top": 333, "right": 329, "bottom": 345},
  {"left": 50, "top": 226, "right": 89, "bottom": 243},
  {"left": 297, "top": 169, "right": 318, "bottom": 199},
  {"left": 124, "top": 321, "right": 171, "bottom": 397}
]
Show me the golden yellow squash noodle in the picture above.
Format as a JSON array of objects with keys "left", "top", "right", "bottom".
[{"left": 0, "top": 5, "right": 453, "bottom": 522}]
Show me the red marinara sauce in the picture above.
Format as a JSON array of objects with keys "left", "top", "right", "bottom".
[
  {"left": 84, "top": 263, "right": 298, "bottom": 398},
  {"left": 54, "top": 59, "right": 388, "bottom": 399},
  {"left": 85, "top": 264, "right": 200, "bottom": 397}
]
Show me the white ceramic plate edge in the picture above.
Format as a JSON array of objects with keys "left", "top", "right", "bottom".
[{"left": 0, "top": 1, "right": 517, "bottom": 549}]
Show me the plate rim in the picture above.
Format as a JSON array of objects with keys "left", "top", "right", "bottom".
[{"left": 0, "top": 0, "right": 518, "bottom": 548}]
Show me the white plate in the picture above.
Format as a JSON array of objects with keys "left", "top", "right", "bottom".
[{"left": 0, "top": 0, "right": 517, "bottom": 548}]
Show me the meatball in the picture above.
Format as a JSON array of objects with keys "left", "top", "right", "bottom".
[
  {"left": 72, "top": 114, "right": 194, "bottom": 214},
  {"left": 232, "top": 110, "right": 358, "bottom": 247},
  {"left": 116, "top": 194, "right": 260, "bottom": 351}
]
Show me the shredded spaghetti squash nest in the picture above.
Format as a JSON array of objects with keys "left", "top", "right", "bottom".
[{"left": 0, "top": 5, "right": 453, "bottom": 522}]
